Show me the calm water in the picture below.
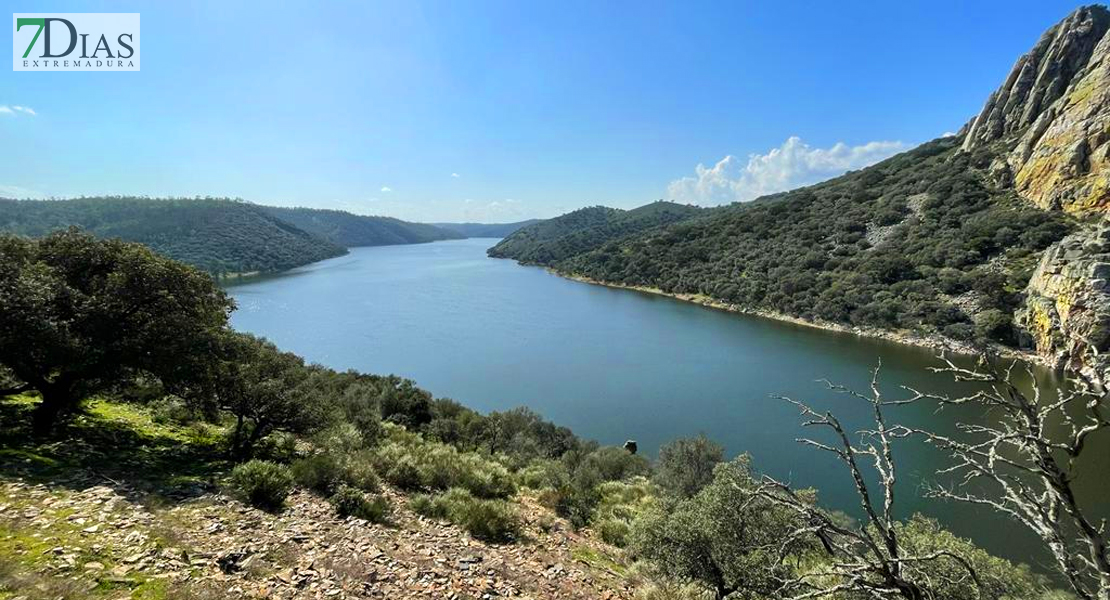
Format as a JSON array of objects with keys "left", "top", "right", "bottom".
[{"left": 229, "top": 238, "right": 1107, "bottom": 572}]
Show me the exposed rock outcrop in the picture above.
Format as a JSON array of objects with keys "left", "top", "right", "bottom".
[
  {"left": 1017, "top": 224, "right": 1110, "bottom": 385},
  {"left": 964, "top": 5, "right": 1110, "bottom": 214}
]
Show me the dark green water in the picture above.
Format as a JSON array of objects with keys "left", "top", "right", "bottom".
[{"left": 228, "top": 238, "right": 1107, "bottom": 572}]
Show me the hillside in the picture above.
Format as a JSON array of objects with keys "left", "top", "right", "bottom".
[
  {"left": 486, "top": 6, "right": 1110, "bottom": 382},
  {"left": 433, "top": 219, "right": 542, "bottom": 238},
  {"left": 488, "top": 201, "right": 702, "bottom": 265},
  {"left": 263, "top": 206, "right": 464, "bottom": 247},
  {"left": 0, "top": 197, "right": 347, "bottom": 277}
]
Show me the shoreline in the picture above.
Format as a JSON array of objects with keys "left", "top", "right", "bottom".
[{"left": 555, "top": 270, "right": 1054, "bottom": 369}]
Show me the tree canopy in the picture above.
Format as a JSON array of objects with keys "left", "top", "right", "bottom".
[{"left": 0, "top": 228, "right": 234, "bottom": 432}]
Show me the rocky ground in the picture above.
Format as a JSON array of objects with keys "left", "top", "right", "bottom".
[
  {"left": 0, "top": 470, "right": 633, "bottom": 600},
  {"left": 0, "top": 396, "right": 635, "bottom": 600}
]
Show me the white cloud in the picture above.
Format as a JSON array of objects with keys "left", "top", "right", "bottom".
[
  {"left": 380, "top": 186, "right": 392, "bottom": 193},
  {"left": 667, "top": 136, "right": 907, "bottom": 205},
  {"left": 451, "top": 173, "right": 460, "bottom": 178},
  {"left": 941, "top": 131, "right": 957, "bottom": 138},
  {"left": 0, "top": 184, "right": 47, "bottom": 198},
  {"left": 1, "top": 105, "right": 36, "bottom": 116}
]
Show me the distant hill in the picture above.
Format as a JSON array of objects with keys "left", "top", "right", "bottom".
[
  {"left": 264, "top": 206, "right": 463, "bottom": 247},
  {"left": 487, "top": 201, "right": 702, "bottom": 265},
  {"left": 433, "top": 219, "right": 542, "bottom": 238},
  {"left": 0, "top": 197, "right": 347, "bottom": 277}
]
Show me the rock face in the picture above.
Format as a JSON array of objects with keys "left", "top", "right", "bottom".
[
  {"left": 963, "top": 5, "right": 1110, "bottom": 214},
  {"left": 1017, "top": 224, "right": 1110, "bottom": 385}
]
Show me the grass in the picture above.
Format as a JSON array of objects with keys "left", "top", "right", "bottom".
[
  {"left": 0, "top": 393, "right": 228, "bottom": 497},
  {"left": 0, "top": 488, "right": 176, "bottom": 600},
  {"left": 0, "top": 393, "right": 224, "bottom": 599},
  {"left": 571, "top": 544, "right": 628, "bottom": 577}
]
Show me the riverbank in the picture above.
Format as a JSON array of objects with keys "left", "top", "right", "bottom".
[{"left": 557, "top": 270, "right": 1053, "bottom": 370}]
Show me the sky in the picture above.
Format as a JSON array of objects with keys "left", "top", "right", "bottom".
[{"left": 0, "top": 0, "right": 1090, "bottom": 223}]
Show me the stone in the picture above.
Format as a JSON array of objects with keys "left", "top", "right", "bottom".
[{"left": 962, "top": 5, "right": 1110, "bottom": 215}]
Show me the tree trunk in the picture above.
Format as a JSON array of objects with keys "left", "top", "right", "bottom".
[{"left": 32, "top": 382, "right": 76, "bottom": 436}]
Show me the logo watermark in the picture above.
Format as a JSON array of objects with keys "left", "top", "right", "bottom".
[{"left": 13, "top": 13, "right": 139, "bottom": 71}]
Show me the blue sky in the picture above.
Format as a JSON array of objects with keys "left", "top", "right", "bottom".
[{"left": 0, "top": 1, "right": 1088, "bottom": 222}]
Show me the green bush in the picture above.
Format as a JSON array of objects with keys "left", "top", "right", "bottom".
[
  {"left": 654, "top": 435, "right": 724, "bottom": 499},
  {"left": 409, "top": 488, "right": 519, "bottom": 543},
  {"left": 229, "top": 460, "right": 294, "bottom": 512},
  {"left": 292, "top": 453, "right": 345, "bottom": 495},
  {"left": 342, "top": 450, "right": 381, "bottom": 492},
  {"left": 554, "top": 484, "right": 601, "bottom": 530},
  {"left": 330, "top": 486, "right": 389, "bottom": 523},
  {"left": 254, "top": 431, "right": 300, "bottom": 463},
  {"left": 597, "top": 516, "right": 631, "bottom": 547},
  {"left": 371, "top": 429, "right": 516, "bottom": 499},
  {"left": 518, "top": 459, "right": 571, "bottom": 490}
]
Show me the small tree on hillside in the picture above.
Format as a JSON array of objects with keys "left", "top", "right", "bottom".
[
  {"left": 0, "top": 229, "right": 233, "bottom": 434},
  {"left": 206, "top": 332, "right": 328, "bottom": 459},
  {"left": 654, "top": 434, "right": 725, "bottom": 499}
]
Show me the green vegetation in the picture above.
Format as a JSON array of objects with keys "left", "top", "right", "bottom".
[
  {"left": 652, "top": 434, "right": 723, "bottom": 499},
  {"left": 488, "top": 201, "right": 701, "bottom": 265},
  {"left": 263, "top": 206, "right": 463, "bottom": 247},
  {"left": 329, "top": 485, "right": 389, "bottom": 523},
  {"left": 432, "top": 219, "right": 542, "bottom": 238},
  {"left": 0, "top": 229, "right": 233, "bottom": 434},
  {"left": 0, "top": 197, "right": 347, "bottom": 276},
  {"left": 229, "top": 459, "right": 295, "bottom": 511},
  {"left": 1, "top": 226, "right": 1100, "bottom": 600},
  {"left": 409, "top": 487, "right": 520, "bottom": 542},
  {"left": 490, "top": 139, "right": 1074, "bottom": 346}
]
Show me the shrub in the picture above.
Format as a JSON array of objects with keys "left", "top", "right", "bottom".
[
  {"left": 410, "top": 488, "right": 519, "bottom": 543},
  {"left": 254, "top": 431, "right": 300, "bottom": 463},
  {"left": 654, "top": 435, "right": 724, "bottom": 499},
  {"left": 330, "top": 486, "right": 389, "bottom": 523},
  {"left": 229, "top": 460, "right": 294, "bottom": 512},
  {"left": 571, "top": 446, "right": 651, "bottom": 489},
  {"left": 518, "top": 459, "right": 570, "bottom": 490},
  {"left": 342, "top": 451, "right": 381, "bottom": 492},
  {"left": 314, "top": 423, "right": 365, "bottom": 456},
  {"left": 371, "top": 430, "right": 516, "bottom": 499},
  {"left": 554, "top": 484, "right": 601, "bottom": 530},
  {"left": 597, "top": 516, "right": 631, "bottom": 547},
  {"left": 292, "top": 453, "right": 345, "bottom": 495}
]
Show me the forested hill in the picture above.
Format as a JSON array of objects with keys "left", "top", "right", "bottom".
[
  {"left": 488, "top": 201, "right": 702, "bottom": 265},
  {"left": 490, "top": 137, "right": 1074, "bottom": 347},
  {"left": 487, "top": 5, "right": 1110, "bottom": 361},
  {"left": 0, "top": 197, "right": 347, "bottom": 277},
  {"left": 263, "top": 206, "right": 464, "bottom": 247},
  {"left": 433, "top": 219, "right": 542, "bottom": 238}
]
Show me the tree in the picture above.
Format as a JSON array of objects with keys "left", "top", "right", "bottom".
[
  {"left": 205, "top": 332, "right": 328, "bottom": 459},
  {"left": 757, "top": 362, "right": 1051, "bottom": 600},
  {"left": 901, "top": 356, "right": 1110, "bottom": 600},
  {"left": 630, "top": 456, "right": 814, "bottom": 600},
  {"left": 654, "top": 434, "right": 725, "bottom": 499},
  {"left": 0, "top": 229, "right": 233, "bottom": 434}
]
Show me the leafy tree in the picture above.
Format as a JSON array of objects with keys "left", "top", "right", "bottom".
[
  {"left": 630, "top": 457, "right": 813, "bottom": 600},
  {"left": 206, "top": 332, "right": 328, "bottom": 459},
  {"left": 653, "top": 434, "right": 725, "bottom": 499},
  {"left": 0, "top": 229, "right": 233, "bottom": 433}
]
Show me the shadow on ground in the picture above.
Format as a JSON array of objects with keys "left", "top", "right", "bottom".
[{"left": 0, "top": 393, "right": 229, "bottom": 507}]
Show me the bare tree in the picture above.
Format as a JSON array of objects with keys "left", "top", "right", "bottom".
[
  {"left": 760, "top": 363, "right": 982, "bottom": 600},
  {"left": 895, "top": 355, "right": 1110, "bottom": 600}
]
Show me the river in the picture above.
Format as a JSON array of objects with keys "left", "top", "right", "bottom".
[{"left": 228, "top": 238, "right": 1108, "bottom": 572}]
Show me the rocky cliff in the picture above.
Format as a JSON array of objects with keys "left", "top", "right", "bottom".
[
  {"left": 962, "top": 5, "right": 1110, "bottom": 385},
  {"left": 964, "top": 5, "right": 1110, "bottom": 214},
  {"left": 1017, "top": 224, "right": 1110, "bottom": 383}
]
